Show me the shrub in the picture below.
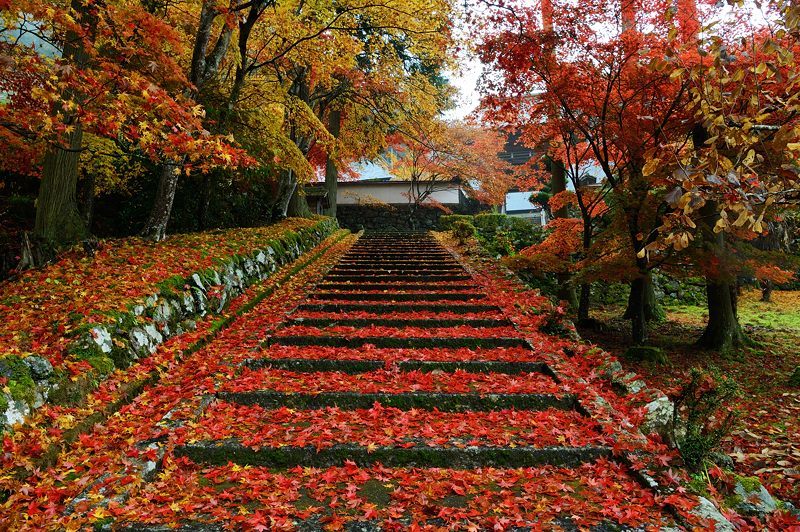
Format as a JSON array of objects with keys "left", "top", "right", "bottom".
[
  {"left": 439, "top": 215, "right": 473, "bottom": 231},
  {"left": 667, "top": 367, "right": 740, "bottom": 472},
  {"left": 450, "top": 220, "right": 477, "bottom": 246},
  {"left": 789, "top": 366, "right": 800, "bottom": 387},
  {"left": 624, "top": 346, "right": 669, "bottom": 365}
]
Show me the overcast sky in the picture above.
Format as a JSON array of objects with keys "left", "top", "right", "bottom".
[{"left": 443, "top": 54, "right": 483, "bottom": 121}]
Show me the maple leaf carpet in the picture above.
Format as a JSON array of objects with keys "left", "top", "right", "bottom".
[{"left": 6, "top": 231, "right": 688, "bottom": 530}]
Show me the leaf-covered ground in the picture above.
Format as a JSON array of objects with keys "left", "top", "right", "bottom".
[
  {"left": 581, "top": 289, "right": 800, "bottom": 505},
  {"left": 2, "top": 230, "right": 797, "bottom": 529},
  {"left": 0, "top": 217, "right": 319, "bottom": 375}
]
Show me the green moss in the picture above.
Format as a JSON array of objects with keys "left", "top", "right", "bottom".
[
  {"left": 92, "top": 517, "right": 114, "bottom": 531},
  {"left": 48, "top": 372, "right": 99, "bottom": 407},
  {"left": 0, "top": 356, "right": 36, "bottom": 405},
  {"left": 68, "top": 340, "right": 105, "bottom": 360},
  {"left": 789, "top": 366, "right": 800, "bottom": 387},
  {"left": 623, "top": 346, "right": 669, "bottom": 365},
  {"left": 104, "top": 310, "right": 140, "bottom": 329},
  {"left": 109, "top": 344, "right": 135, "bottom": 369},
  {"left": 687, "top": 473, "right": 710, "bottom": 497},
  {"left": 358, "top": 479, "right": 392, "bottom": 508},
  {"left": 733, "top": 474, "right": 763, "bottom": 492},
  {"left": 87, "top": 356, "right": 115, "bottom": 375}
]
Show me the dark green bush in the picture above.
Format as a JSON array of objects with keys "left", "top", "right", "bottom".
[
  {"left": 450, "top": 220, "right": 477, "bottom": 245},
  {"left": 439, "top": 215, "right": 473, "bottom": 231}
]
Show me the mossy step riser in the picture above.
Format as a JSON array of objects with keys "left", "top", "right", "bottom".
[
  {"left": 310, "top": 293, "right": 486, "bottom": 302},
  {"left": 332, "top": 265, "right": 461, "bottom": 271},
  {"left": 296, "top": 303, "right": 503, "bottom": 313},
  {"left": 217, "top": 391, "right": 577, "bottom": 412},
  {"left": 344, "top": 251, "right": 451, "bottom": 255},
  {"left": 328, "top": 270, "right": 465, "bottom": 276},
  {"left": 324, "top": 275, "right": 471, "bottom": 282},
  {"left": 315, "top": 284, "right": 474, "bottom": 292},
  {"left": 343, "top": 251, "right": 452, "bottom": 255},
  {"left": 266, "top": 336, "right": 529, "bottom": 349},
  {"left": 176, "top": 442, "right": 612, "bottom": 469},
  {"left": 343, "top": 255, "right": 453, "bottom": 259},
  {"left": 348, "top": 248, "right": 446, "bottom": 253},
  {"left": 336, "top": 260, "right": 460, "bottom": 264},
  {"left": 246, "top": 359, "right": 550, "bottom": 375},
  {"left": 285, "top": 318, "right": 511, "bottom": 328}
]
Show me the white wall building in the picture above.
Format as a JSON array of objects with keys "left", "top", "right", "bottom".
[
  {"left": 501, "top": 192, "right": 547, "bottom": 226},
  {"left": 336, "top": 180, "right": 464, "bottom": 207}
]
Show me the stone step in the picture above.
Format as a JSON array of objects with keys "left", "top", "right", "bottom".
[
  {"left": 348, "top": 246, "right": 445, "bottom": 251},
  {"left": 285, "top": 317, "right": 511, "bottom": 328},
  {"left": 217, "top": 390, "right": 578, "bottom": 412},
  {"left": 115, "top": 460, "right": 678, "bottom": 530},
  {"left": 343, "top": 251, "right": 452, "bottom": 256},
  {"left": 328, "top": 269, "right": 465, "bottom": 277},
  {"left": 296, "top": 303, "right": 502, "bottom": 313},
  {"left": 324, "top": 274, "right": 471, "bottom": 282},
  {"left": 175, "top": 441, "right": 611, "bottom": 469},
  {"left": 309, "top": 292, "right": 486, "bottom": 301},
  {"left": 315, "top": 283, "right": 472, "bottom": 291},
  {"left": 266, "top": 336, "right": 527, "bottom": 349},
  {"left": 245, "top": 358, "right": 550, "bottom": 375},
  {"left": 342, "top": 254, "right": 453, "bottom": 260},
  {"left": 331, "top": 263, "right": 462, "bottom": 270},
  {"left": 336, "top": 260, "right": 463, "bottom": 270}
]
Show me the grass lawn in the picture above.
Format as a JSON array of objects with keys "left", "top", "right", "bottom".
[{"left": 579, "top": 288, "right": 800, "bottom": 505}]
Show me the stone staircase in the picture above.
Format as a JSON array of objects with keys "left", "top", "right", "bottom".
[{"left": 130, "top": 232, "right": 678, "bottom": 529}]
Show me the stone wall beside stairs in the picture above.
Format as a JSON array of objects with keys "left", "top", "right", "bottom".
[{"left": 1, "top": 217, "right": 339, "bottom": 431}]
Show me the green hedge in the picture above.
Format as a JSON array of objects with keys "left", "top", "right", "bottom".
[{"left": 442, "top": 213, "right": 544, "bottom": 257}]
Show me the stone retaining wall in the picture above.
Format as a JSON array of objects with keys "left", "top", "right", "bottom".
[
  {"left": 337, "top": 205, "right": 449, "bottom": 231},
  {"left": 1, "top": 218, "right": 339, "bottom": 430}
]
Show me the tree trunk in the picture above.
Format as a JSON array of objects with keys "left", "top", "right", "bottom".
[
  {"left": 324, "top": 109, "right": 342, "bottom": 218},
  {"left": 760, "top": 280, "right": 773, "bottom": 302},
  {"left": 578, "top": 283, "right": 591, "bottom": 322},
  {"left": 272, "top": 170, "right": 297, "bottom": 221},
  {"left": 28, "top": 0, "right": 95, "bottom": 263},
  {"left": 198, "top": 172, "right": 214, "bottom": 230},
  {"left": 623, "top": 273, "right": 664, "bottom": 322},
  {"left": 697, "top": 281, "right": 746, "bottom": 351},
  {"left": 33, "top": 124, "right": 88, "bottom": 253},
  {"left": 141, "top": 161, "right": 180, "bottom": 241},
  {"left": 549, "top": 157, "right": 577, "bottom": 308},
  {"left": 697, "top": 201, "right": 748, "bottom": 351},
  {"left": 628, "top": 275, "right": 648, "bottom": 344},
  {"left": 79, "top": 165, "right": 95, "bottom": 230},
  {"left": 287, "top": 184, "right": 313, "bottom": 218}
]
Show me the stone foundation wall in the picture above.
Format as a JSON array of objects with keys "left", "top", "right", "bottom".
[{"left": 337, "top": 205, "right": 451, "bottom": 231}]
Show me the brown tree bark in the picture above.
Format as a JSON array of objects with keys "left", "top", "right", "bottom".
[
  {"left": 28, "top": 0, "right": 94, "bottom": 263},
  {"left": 549, "top": 157, "right": 578, "bottom": 308},
  {"left": 141, "top": 161, "right": 181, "bottom": 241},
  {"left": 697, "top": 201, "right": 748, "bottom": 351},
  {"left": 34, "top": 125, "right": 88, "bottom": 250},
  {"left": 324, "top": 109, "right": 342, "bottom": 218}
]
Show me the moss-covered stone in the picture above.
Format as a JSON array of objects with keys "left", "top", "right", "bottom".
[
  {"left": 48, "top": 372, "right": 99, "bottom": 407},
  {"left": 176, "top": 441, "right": 612, "bottom": 469},
  {"left": 623, "top": 346, "right": 669, "bottom": 365},
  {"left": 789, "top": 366, "right": 800, "bottom": 387},
  {"left": 0, "top": 356, "right": 36, "bottom": 405},
  {"left": 358, "top": 479, "right": 392, "bottom": 508},
  {"left": 218, "top": 390, "right": 577, "bottom": 413}
]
